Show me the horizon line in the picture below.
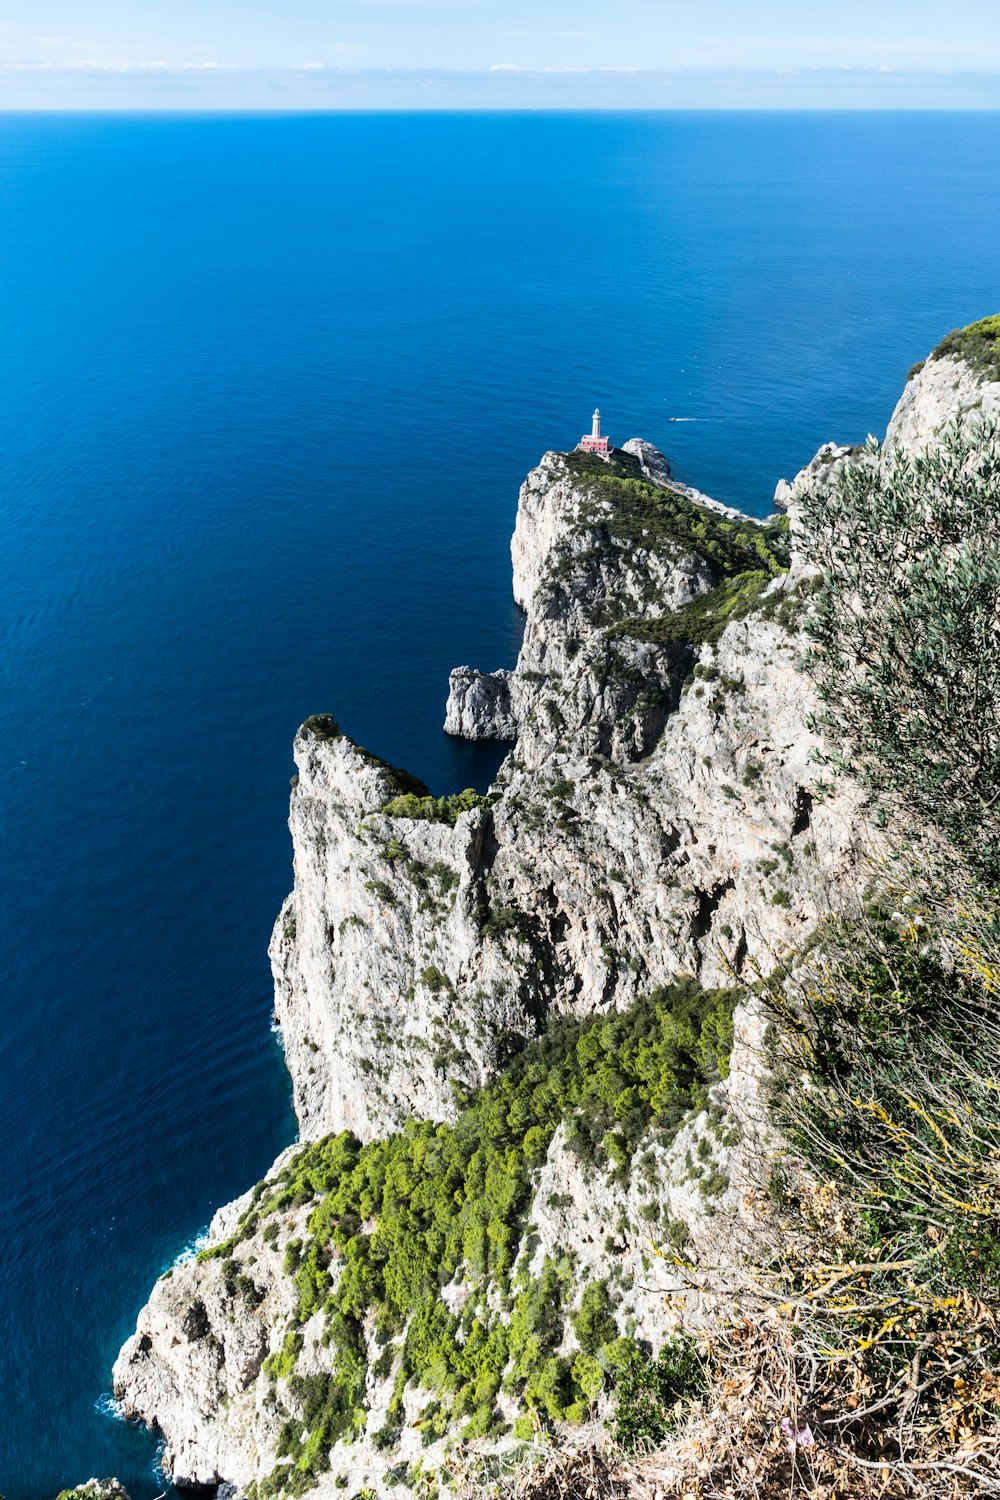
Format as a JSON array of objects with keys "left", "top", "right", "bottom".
[{"left": 5, "top": 64, "right": 1000, "bottom": 112}]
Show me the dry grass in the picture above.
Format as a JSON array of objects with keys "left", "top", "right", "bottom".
[{"left": 498, "top": 1308, "right": 1000, "bottom": 1499}]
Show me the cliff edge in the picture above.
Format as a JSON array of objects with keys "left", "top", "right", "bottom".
[{"left": 111, "top": 326, "right": 1000, "bottom": 1499}]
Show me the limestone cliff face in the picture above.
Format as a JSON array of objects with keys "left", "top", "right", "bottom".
[
  {"left": 265, "top": 439, "right": 869, "bottom": 1148},
  {"left": 773, "top": 335, "right": 1000, "bottom": 510},
  {"left": 115, "top": 416, "right": 887, "bottom": 1496},
  {"left": 773, "top": 441, "right": 856, "bottom": 512},
  {"left": 269, "top": 725, "right": 534, "bottom": 1142},
  {"left": 113, "top": 1004, "right": 772, "bottom": 1497},
  {"left": 445, "top": 443, "right": 754, "bottom": 759},
  {"left": 885, "top": 351, "right": 1000, "bottom": 451}
]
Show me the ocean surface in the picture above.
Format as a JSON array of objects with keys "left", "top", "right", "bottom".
[{"left": 3, "top": 109, "right": 1000, "bottom": 1498}]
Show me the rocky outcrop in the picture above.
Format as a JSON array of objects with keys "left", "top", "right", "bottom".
[
  {"left": 620, "top": 436, "right": 673, "bottom": 487},
  {"left": 444, "top": 443, "right": 764, "bottom": 765},
  {"left": 114, "top": 1184, "right": 308, "bottom": 1491},
  {"left": 115, "top": 409, "right": 905, "bottom": 1495},
  {"left": 775, "top": 331, "right": 1000, "bottom": 513},
  {"left": 621, "top": 437, "right": 751, "bottom": 521},
  {"left": 443, "top": 665, "right": 517, "bottom": 740},
  {"left": 886, "top": 351, "right": 1000, "bottom": 452},
  {"left": 54, "top": 1484, "right": 132, "bottom": 1500},
  {"left": 269, "top": 722, "right": 537, "bottom": 1141},
  {"left": 773, "top": 441, "right": 855, "bottom": 511}
]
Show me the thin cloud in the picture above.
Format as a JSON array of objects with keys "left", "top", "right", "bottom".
[{"left": 35, "top": 36, "right": 99, "bottom": 50}]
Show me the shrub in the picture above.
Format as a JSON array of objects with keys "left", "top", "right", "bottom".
[
  {"left": 379, "top": 789, "right": 498, "bottom": 825},
  {"left": 800, "top": 420, "right": 1000, "bottom": 876},
  {"left": 572, "top": 1279, "right": 617, "bottom": 1355},
  {"left": 563, "top": 451, "right": 790, "bottom": 582},
  {"left": 760, "top": 900, "right": 1000, "bottom": 1485},
  {"left": 610, "top": 1336, "right": 706, "bottom": 1452},
  {"left": 300, "top": 714, "right": 342, "bottom": 742},
  {"left": 608, "top": 569, "right": 773, "bottom": 648},
  {"left": 930, "top": 311, "right": 1000, "bottom": 380}
]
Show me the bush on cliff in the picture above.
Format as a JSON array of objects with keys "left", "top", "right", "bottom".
[
  {"left": 930, "top": 311, "right": 1000, "bottom": 381},
  {"left": 377, "top": 788, "right": 499, "bottom": 825},
  {"left": 563, "top": 452, "right": 790, "bottom": 649},
  {"left": 801, "top": 420, "right": 1000, "bottom": 878},
  {"left": 564, "top": 448, "right": 790, "bottom": 584},
  {"left": 738, "top": 410, "right": 1000, "bottom": 1492},
  {"left": 226, "top": 979, "right": 736, "bottom": 1496},
  {"left": 606, "top": 568, "right": 772, "bottom": 647},
  {"left": 751, "top": 899, "right": 1000, "bottom": 1495}
]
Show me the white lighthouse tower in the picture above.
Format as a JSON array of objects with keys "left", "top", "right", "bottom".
[{"left": 580, "top": 406, "right": 610, "bottom": 457}]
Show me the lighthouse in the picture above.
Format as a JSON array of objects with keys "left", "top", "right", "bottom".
[{"left": 579, "top": 407, "right": 610, "bottom": 457}]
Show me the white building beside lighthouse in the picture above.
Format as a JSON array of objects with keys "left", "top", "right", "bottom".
[{"left": 579, "top": 407, "right": 610, "bottom": 457}]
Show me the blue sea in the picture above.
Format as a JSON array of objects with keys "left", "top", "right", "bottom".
[{"left": 3, "top": 110, "right": 1000, "bottom": 1498}]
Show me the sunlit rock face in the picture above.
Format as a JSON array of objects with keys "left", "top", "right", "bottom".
[{"left": 116, "top": 402, "right": 903, "bottom": 1497}]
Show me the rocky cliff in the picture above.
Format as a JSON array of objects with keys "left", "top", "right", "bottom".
[
  {"left": 266, "top": 437, "right": 873, "bottom": 1149},
  {"left": 112, "top": 333, "right": 997, "bottom": 1500},
  {"left": 54, "top": 1485, "right": 131, "bottom": 1500}
]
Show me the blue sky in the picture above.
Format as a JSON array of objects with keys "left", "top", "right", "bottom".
[{"left": 2, "top": 0, "right": 1000, "bottom": 107}]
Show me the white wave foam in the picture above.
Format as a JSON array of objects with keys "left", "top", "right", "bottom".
[
  {"left": 169, "top": 1228, "right": 210, "bottom": 1269},
  {"left": 95, "top": 1392, "right": 126, "bottom": 1423},
  {"left": 152, "top": 1436, "right": 169, "bottom": 1487}
]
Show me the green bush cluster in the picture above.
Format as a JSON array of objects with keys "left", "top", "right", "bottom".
[
  {"left": 800, "top": 421, "right": 1000, "bottom": 876},
  {"left": 611, "top": 1336, "right": 706, "bottom": 1452},
  {"left": 607, "top": 569, "right": 772, "bottom": 648},
  {"left": 779, "top": 916, "right": 1000, "bottom": 1293},
  {"left": 378, "top": 788, "right": 499, "bottom": 826},
  {"left": 233, "top": 980, "right": 736, "bottom": 1495},
  {"left": 558, "top": 452, "right": 788, "bottom": 653},
  {"left": 563, "top": 450, "right": 790, "bottom": 582},
  {"left": 930, "top": 311, "right": 1000, "bottom": 380},
  {"left": 299, "top": 714, "right": 342, "bottom": 742}
]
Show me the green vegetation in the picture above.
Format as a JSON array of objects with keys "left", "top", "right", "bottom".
[
  {"left": 227, "top": 979, "right": 737, "bottom": 1496},
  {"left": 800, "top": 421, "right": 1000, "bottom": 876},
  {"left": 558, "top": 452, "right": 789, "bottom": 650},
  {"left": 53, "top": 1491, "right": 127, "bottom": 1500},
  {"left": 300, "top": 714, "right": 343, "bottom": 742},
  {"left": 761, "top": 402, "right": 1000, "bottom": 1487},
  {"left": 362, "top": 879, "right": 397, "bottom": 907},
  {"left": 378, "top": 788, "right": 499, "bottom": 825},
  {"left": 606, "top": 569, "right": 773, "bottom": 648},
  {"left": 563, "top": 449, "right": 790, "bottom": 582},
  {"left": 930, "top": 311, "right": 1000, "bottom": 381},
  {"left": 777, "top": 915, "right": 1000, "bottom": 1289},
  {"left": 763, "top": 905, "right": 1000, "bottom": 1477},
  {"left": 611, "top": 1336, "right": 706, "bottom": 1452}
]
